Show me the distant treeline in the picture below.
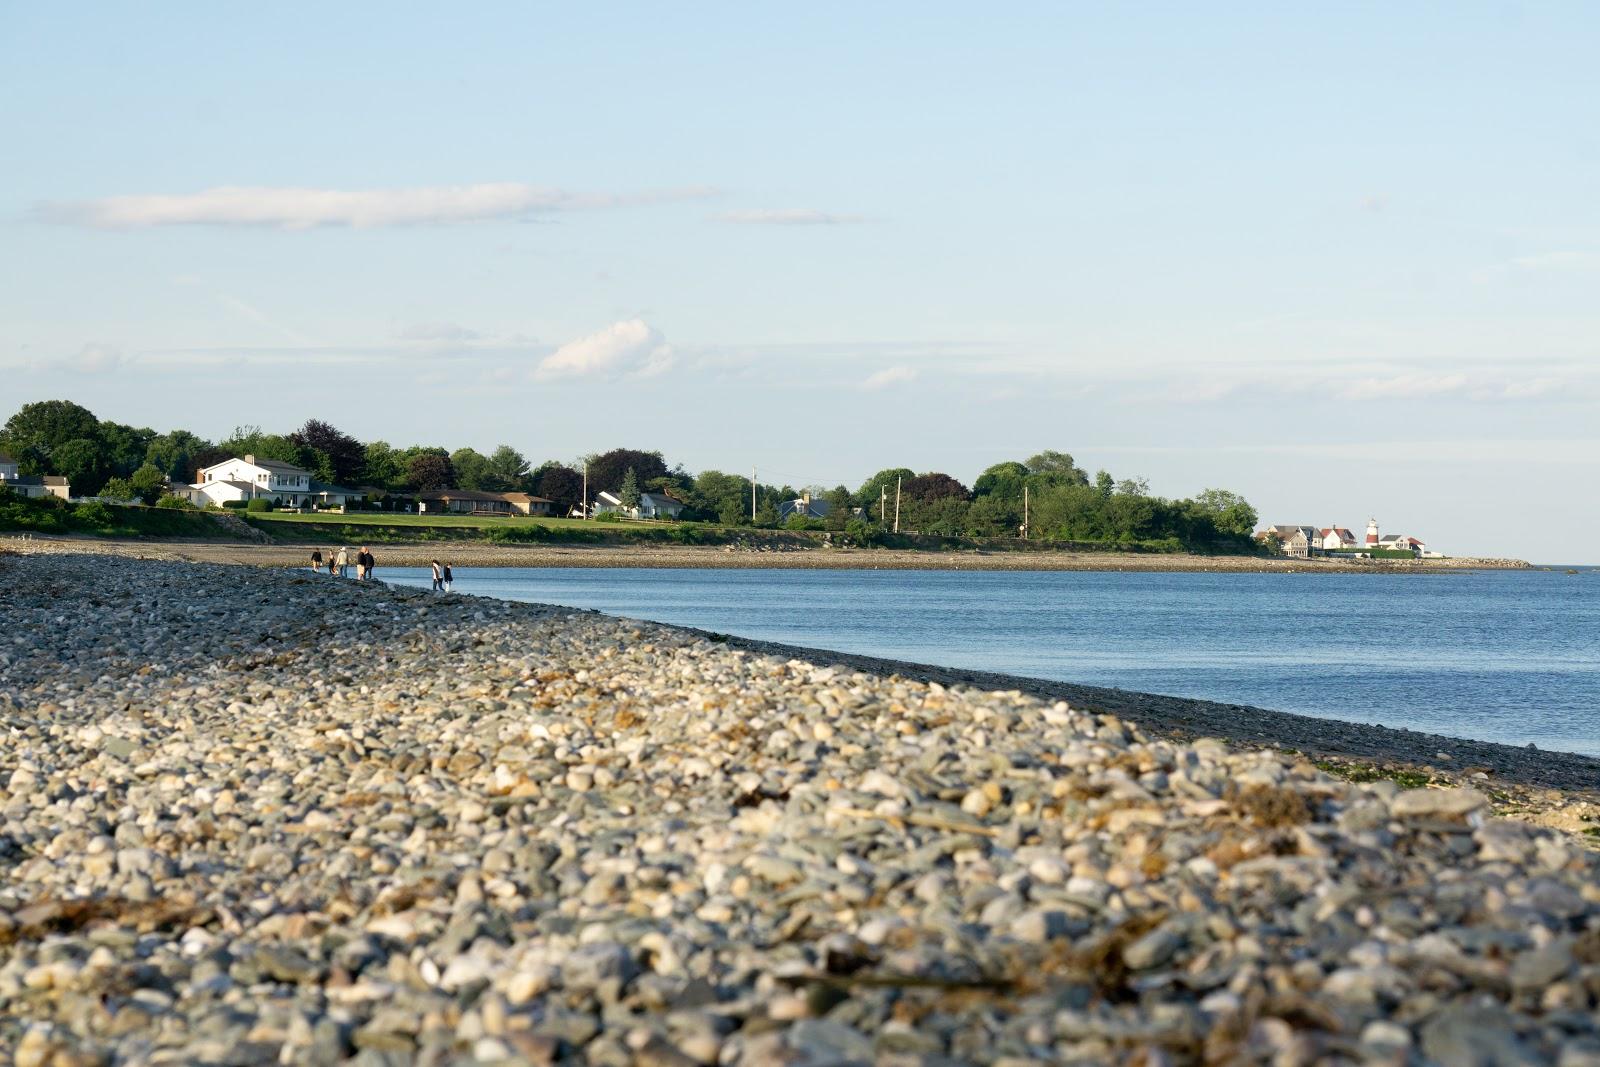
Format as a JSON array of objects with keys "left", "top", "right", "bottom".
[{"left": 1, "top": 400, "right": 1259, "bottom": 551}]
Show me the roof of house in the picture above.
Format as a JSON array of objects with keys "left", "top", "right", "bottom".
[
  {"left": 419, "top": 489, "right": 550, "bottom": 503},
  {"left": 206, "top": 455, "right": 312, "bottom": 477},
  {"left": 639, "top": 491, "right": 681, "bottom": 506},
  {"left": 42, "top": 476, "right": 69, "bottom": 486},
  {"left": 310, "top": 481, "right": 361, "bottom": 496}
]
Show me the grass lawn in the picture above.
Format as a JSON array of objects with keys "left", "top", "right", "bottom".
[{"left": 245, "top": 511, "right": 643, "bottom": 531}]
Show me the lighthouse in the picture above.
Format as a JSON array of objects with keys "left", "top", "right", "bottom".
[{"left": 1366, "top": 517, "right": 1379, "bottom": 546}]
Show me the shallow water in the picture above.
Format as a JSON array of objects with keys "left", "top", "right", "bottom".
[{"left": 382, "top": 566, "right": 1600, "bottom": 756}]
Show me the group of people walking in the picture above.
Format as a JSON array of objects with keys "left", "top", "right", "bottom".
[
  {"left": 309, "top": 546, "right": 377, "bottom": 580},
  {"left": 430, "top": 560, "right": 453, "bottom": 592}
]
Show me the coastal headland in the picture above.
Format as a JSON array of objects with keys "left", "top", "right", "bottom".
[
  {"left": 2, "top": 548, "right": 1597, "bottom": 1063},
  {"left": 1, "top": 533, "right": 1532, "bottom": 572}
]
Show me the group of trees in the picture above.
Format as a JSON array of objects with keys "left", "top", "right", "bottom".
[
  {"left": 1, "top": 401, "right": 1257, "bottom": 550},
  {"left": 836, "top": 451, "right": 1257, "bottom": 548}
]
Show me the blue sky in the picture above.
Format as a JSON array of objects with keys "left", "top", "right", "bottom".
[{"left": 3, "top": 3, "right": 1597, "bottom": 561}]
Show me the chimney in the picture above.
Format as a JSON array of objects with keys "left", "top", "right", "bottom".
[{"left": 244, "top": 454, "right": 255, "bottom": 465}]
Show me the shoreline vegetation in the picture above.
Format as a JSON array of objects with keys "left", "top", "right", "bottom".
[
  {"left": 1, "top": 548, "right": 1597, "bottom": 1064},
  {"left": 0, "top": 531, "right": 1535, "bottom": 572}
]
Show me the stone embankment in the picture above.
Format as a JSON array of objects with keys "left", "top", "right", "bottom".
[{"left": 2, "top": 551, "right": 1598, "bottom": 1065}]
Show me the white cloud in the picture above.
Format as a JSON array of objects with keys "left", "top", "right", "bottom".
[
  {"left": 1507, "top": 250, "right": 1600, "bottom": 272},
  {"left": 860, "top": 365, "right": 918, "bottom": 390},
  {"left": 535, "top": 319, "right": 674, "bottom": 380},
  {"left": 716, "top": 208, "right": 864, "bottom": 226},
  {"left": 40, "top": 183, "right": 718, "bottom": 230},
  {"left": 1338, "top": 374, "right": 1471, "bottom": 401},
  {"left": 72, "top": 343, "right": 123, "bottom": 372},
  {"left": 398, "top": 321, "right": 482, "bottom": 342}
]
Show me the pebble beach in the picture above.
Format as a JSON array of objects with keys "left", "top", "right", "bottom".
[{"left": 3, "top": 551, "right": 1600, "bottom": 1066}]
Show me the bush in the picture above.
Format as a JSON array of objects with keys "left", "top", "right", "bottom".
[
  {"left": 593, "top": 511, "right": 622, "bottom": 523},
  {"left": 72, "top": 501, "right": 115, "bottom": 527},
  {"left": 155, "top": 495, "right": 196, "bottom": 510},
  {"left": 245, "top": 499, "right": 274, "bottom": 513},
  {"left": 222, "top": 500, "right": 247, "bottom": 510}
]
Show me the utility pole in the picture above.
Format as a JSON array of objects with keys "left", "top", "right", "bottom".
[
  {"left": 893, "top": 476, "right": 902, "bottom": 534},
  {"left": 1023, "top": 485, "right": 1029, "bottom": 540},
  {"left": 880, "top": 485, "right": 887, "bottom": 526},
  {"left": 751, "top": 467, "right": 757, "bottom": 524},
  {"left": 582, "top": 462, "right": 588, "bottom": 520}
]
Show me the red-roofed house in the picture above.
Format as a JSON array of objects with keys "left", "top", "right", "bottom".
[{"left": 1319, "top": 527, "right": 1359, "bottom": 550}]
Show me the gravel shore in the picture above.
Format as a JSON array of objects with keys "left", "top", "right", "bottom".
[
  {"left": 4, "top": 551, "right": 1599, "bottom": 1065},
  {"left": 1, "top": 534, "right": 1531, "bottom": 573}
]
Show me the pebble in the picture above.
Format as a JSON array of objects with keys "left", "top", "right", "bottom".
[{"left": 0, "top": 550, "right": 1597, "bottom": 1065}]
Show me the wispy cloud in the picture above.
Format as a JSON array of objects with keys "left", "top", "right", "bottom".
[
  {"left": 1506, "top": 250, "right": 1600, "bottom": 272},
  {"left": 73, "top": 343, "right": 124, "bottom": 372},
  {"left": 716, "top": 208, "right": 864, "bottom": 226},
  {"left": 860, "top": 365, "right": 918, "bottom": 390},
  {"left": 535, "top": 319, "right": 674, "bottom": 380},
  {"left": 39, "top": 183, "right": 719, "bottom": 230},
  {"left": 397, "top": 321, "right": 482, "bottom": 343}
]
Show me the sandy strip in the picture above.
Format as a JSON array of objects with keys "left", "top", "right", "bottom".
[{"left": 0, "top": 534, "right": 1526, "bottom": 573}]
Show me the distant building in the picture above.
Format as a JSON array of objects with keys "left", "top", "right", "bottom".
[
  {"left": 1264, "top": 524, "right": 1316, "bottom": 558},
  {"left": 779, "top": 493, "right": 832, "bottom": 523},
  {"left": 593, "top": 491, "right": 684, "bottom": 520},
  {"left": 190, "top": 454, "right": 316, "bottom": 508},
  {"left": 1365, "top": 517, "right": 1380, "bottom": 546},
  {"left": 417, "top": 490, "right": 553, "bottom": 516},
  {"left": 0, "top": 453, "right": 18, "bottom": 482},
  {"left": 1378, "top": 533, "right": 1426, "bottom": 555},
  {"left": 1319, "top": 527, "right": 1359, "bottom": 551}
]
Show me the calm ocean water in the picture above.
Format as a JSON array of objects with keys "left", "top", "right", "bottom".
[{"left": 383, "top": 566, "right": 1600, "bottom": 757}]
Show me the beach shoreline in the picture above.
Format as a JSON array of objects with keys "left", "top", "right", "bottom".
[
  {"left": 4, "top": 549, "right": 1599, "bottom": 1063},
  {"left": 0, "top": 533, "right": 1534, "bottom": 573}
]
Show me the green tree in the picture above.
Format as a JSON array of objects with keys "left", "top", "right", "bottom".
[
  {"left": 1, "top": 399, "right": 101, "bottom": 473},
  {"left": 823, "top": 485, "right": 853, "bottom": 530},
  {"left": 973, "top": 461, "right": 1030, "bottom": 500},
  {"left": 52, "top": 438, "right": 108, "bottom": 495},
  {"left": 451, "top": 447, "right": 491, "bottom": 490},
  {"left": 618, "top": 467, "right": 641, "bottom": 510},
  {"left": 290, "top": 419, "right": 365, "bottom": 485},
  {"left": 484, "top": 445, "right": 530, "bottom": 491},
  {"left": 129, "top": 465, "right": 167, "bottom": 505},
  {"left": 145, "top": 430, "right": 209, "bottom": 481},
  {"left": 216, "top": 426, "right": 303, "bottom": 465},
  {"left": 99, "top": 422, "right": 156, "bottom": 477},
  {"left": 533, "top": 462, "right": 583, "bottom": 516},
  {"left": 1026, "top": 450, "right": 1089, "bottom": 486},
  {"left": 405, "top": 451, "right": 455, "bottom": 490},
  {"left": 1094, "top": 470, "right": 1115, "bottom": 495},
  {"left": 99, "top": 477, "right": 135, "bottom": 501},
  {"left": 360, "top": 441, "right": 406, "bottom": 488},
  {"left": 587, "top": 448, "right": 668, "bottom": 494},
  {"left": 691, "top": 470, "right": 752, "bottom": 525},
  {"left": 1191, "top": 488, "right": 1258, "bottom": 538},
  {"left": 855, "top": 467, "right": 915, "bottom": 522}
]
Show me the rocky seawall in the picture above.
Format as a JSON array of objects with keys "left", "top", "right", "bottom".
[{"left": 2, "top": 552, "right": 1597, "bottom": 1065}]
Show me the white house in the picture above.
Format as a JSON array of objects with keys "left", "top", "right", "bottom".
[
  {"left": 1319, "top": 526, "right": 1359, "bottom": 550},
  {"left": 190, "top": 454, "right": 316, "bottom": 508},
  {"left": 1378, "top": 533, "right": 1426, "bottom": 555},
  {"left": 592, "top": 490, "right": 685, "bottom": 520},
  {"left": 1264, "top": 524, "right": 1316, "bottom": 558},
  {"left": 0, "top": 455, "right": 71, "bottom": 500}
]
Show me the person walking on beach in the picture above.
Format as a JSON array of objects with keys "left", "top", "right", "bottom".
[
  {"left": 327, "top": 548, "right": 340, "bottom": 577},
  {"left": 358, "top": 546, "right": 375, "bottom": 581},
  {"left": 442, "top": 562, "right": 453, "bottom": 593},
  {"left": 430, "top": 559, "right": 443, "bottom": 592},
  {"left": 310, "top": 549, "right": 323, "bottom": 574},
  {"left": 335, "top": 546, "right": 349, "bottom": 578}
]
